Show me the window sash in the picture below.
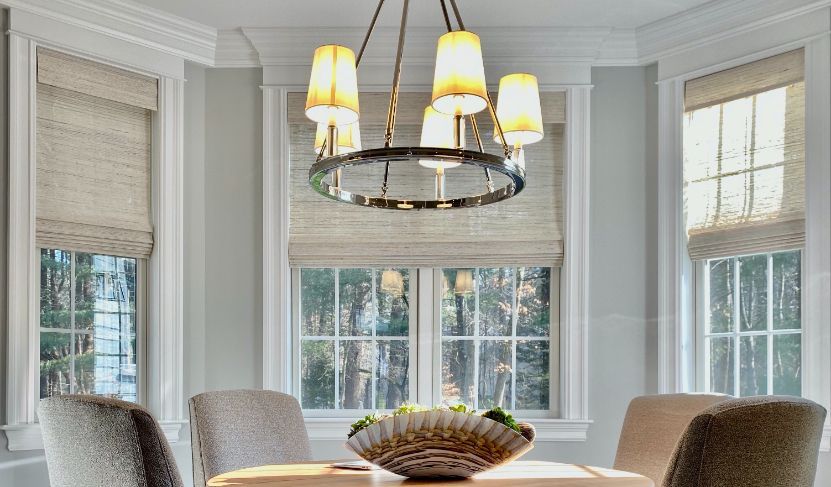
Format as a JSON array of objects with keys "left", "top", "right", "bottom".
[
  {"left": 694, "top": 250, "right": 802, "bottom": 396},
  {"left": 432, "top": 268, "right": 559, "bottom": 418},
  {"left": 35, "top": 249, "right": 147, "bottom": 416},
  {"left": 291, "top": 267, "right": 560, "bottom": 418},
  {"left": 291, "top": 268, "right": 419, "bottom": 416},
  {"left": 682, "top": 49, "right": 806, "bottom": 261}
]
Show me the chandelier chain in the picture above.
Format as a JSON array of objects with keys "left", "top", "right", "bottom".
[
  {"left": 448, "top": 0, "right": 466, "bottom": 30},
  {"left": 356, "top": 0, "right": 386, "bottom": 67},
  {"left": 438, "top": 0, "right": 454, "bottom": 31},
  {"left": 383, "top": 0, "right": 410, "bottom": 148}
]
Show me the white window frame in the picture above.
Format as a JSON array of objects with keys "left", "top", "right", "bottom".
[
  {"left": 429, "top": 268, "right": 560, "bottom": 418},
  {"left": 655, "top": 9, "right": 831, "bottom": 451},
  {"left": 263, "top": 80, "right": 592, "bottom": 442},
  {"left": 694, "top": 251, "right": 803, "bottom": 396},
  {"left": 35, "top": 250, "right": 147, "bottom": 408},
  {"left": 291, "top": 267, "right": 559, "bottom": 419},
  {"left": 2, "top": 11, "right": 186, "bottom": 451},
  {"left": 291, "top": 268, "right": 419, "bottom": 417}
]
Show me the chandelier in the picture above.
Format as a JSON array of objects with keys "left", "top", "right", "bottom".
[{"left": 304, "top": 0, "right": 544, "bottom": 210}]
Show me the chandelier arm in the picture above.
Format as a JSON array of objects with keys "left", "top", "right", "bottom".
[
  {"left": 448, "top": 0, "right": 466, "bottom": 30},
  {"left": 381, "top": 161, "right": 390, "bottom": 197},
  {"left": 316, "top": 139, "right": 327, "bottom": 162},
  {"left": 469, "top": 113, "right": 484, "bottom": 152},
  {"left": 356, "top": 0, "right": 386, "bottom": 67},
  {"left": 487, "top": 92, "right": 512, "bottom": 157},
  {"left": 469, "top": 114, "right": 494, "bottom": 191},
  {"left": 383, "top": 0, "right": 410, "bottom": 148},
  {"left": 438, "top": 0, "right": 454, "bottom": 31}
]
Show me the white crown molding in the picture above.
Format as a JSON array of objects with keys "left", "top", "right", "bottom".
[
  {"left": 636, "top": 0, "right": 831, "bottom": 64},
  {"left": 241, "top": 25, "right": 637, "bottom": 69},
  {"left": 0, "top": 0, "right": 825, "bottom": 69},
  {"left": 1, "top": 0, "right": 217, "bottom": 65},
  {"left": 214, "top": 29, "right": 259, "bottom": 68}
]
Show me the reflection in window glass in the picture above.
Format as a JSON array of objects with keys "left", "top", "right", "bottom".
[
  {"left": 704, "top": 250, "right": 801, "bottom": 397},
  {"left": 39, "top": 250, "right": 138, "bottom": 402},
  {"left": 440, "top": 267, "right": 554, "bottom": 411},
  {"left": 298, "top": 268, "right": 411, "bottom": 410}
]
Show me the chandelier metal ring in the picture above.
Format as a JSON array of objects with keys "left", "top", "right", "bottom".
[{"left": 309, "top": 147, "right": 526, "bottom": 210}]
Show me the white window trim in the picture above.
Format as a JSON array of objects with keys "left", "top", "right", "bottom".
[
  {"left": 290, "top": 268, "right": 419, "bottom": 414},
  {"left": 262, "top": 84, "right": 592, "bottom": 441},
  {"left": 2, "top": 29, "right": 186, "bottom": 451},
  {"left": 656, "top": 24, "right": 831, "bottom": 450}
]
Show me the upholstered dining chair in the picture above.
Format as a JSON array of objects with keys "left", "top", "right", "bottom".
[
  {"left": 38, "top": 395, "right": 184, "bottom": 487},
  {"left": 189, "top": 389, "right": 312, "bottom": 486},
  {"left": 662, "top": 395, "right": 826, "bottom": 487},
  {"left": 614, "top": 393, "right": 730, "bottom": 484}
]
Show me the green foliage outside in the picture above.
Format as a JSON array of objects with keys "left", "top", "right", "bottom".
[{"left": 347, "top": 403, "right": 519, "bottom": 438}]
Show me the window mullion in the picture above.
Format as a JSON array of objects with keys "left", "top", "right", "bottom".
[
  {"left": 473, "top": 268, "right": 480, "bottom": 411},
  {"left": 766, "top": 253, "right": 774, "bottom": 395},
  {"left": 417, "top": 269, "right": 435, "bottom": 405},
  {"left": 70, "top": 251, "right": 76, "bottom": 394},
  {"left": 334, "top": 269, "right": 340, "bottom": 409},
  {"left": 733, "top": 257, "right": 741, "bottom": 397},
  {"left": 702, "top": 262, "right": 711, "bottom": 393},
  {"left": 371, "top": 270, "right": 377, "bottom": 409},
  {"left": 511, "top": 268, "right": 518, "bottom": 410}
]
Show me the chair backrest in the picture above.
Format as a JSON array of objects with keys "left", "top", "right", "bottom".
[
  {"left": 663, "top": 396, "right": 827, "bottom": 487},
  {"left": 614, "top": 393, "right": 730, "bottom": 484},
  {"left": 38, "top": 395, "right": 183, "bottom": 487},
  {"left": 189, "top": 389, "right": 312, "bottom": 486}
]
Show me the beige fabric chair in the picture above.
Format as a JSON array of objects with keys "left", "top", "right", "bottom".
[
  {"left": 38, "top": 395, "right": 184, "bottom": 487},
  {"left": 663, "top": 395, "right": 826, "bottom": 487},
  {"left": 614, "top": 393, "right": 730, "bottom": 484},
  {"left": 189, "top": 389, "right": 312, "bottom": 486}
]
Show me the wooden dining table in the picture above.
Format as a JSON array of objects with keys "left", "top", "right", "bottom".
[{"left": 207, "top": 460, "right": 654, "bottom": 486}]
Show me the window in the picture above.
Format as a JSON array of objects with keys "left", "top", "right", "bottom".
[
  {"left": 682, "top": 50, "right": 806, "bottom": 399},
  {"left": 294, "top": 267, "right": 557, "bottom": 415},
  {"left": 39, "top": 249, "right": 142, "bottom": 402},
  {"left": 698, "top": 250, "right": 801, "bottom": 397},
  {"left": 295, "top": 268, "right": 415, "bottom": 411},
  {"left": 439, "top": 268, "right": 556, "bottom": 413}
]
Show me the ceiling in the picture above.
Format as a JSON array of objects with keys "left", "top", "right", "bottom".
[{"left": 131, "top": 0, "right": 715, "bottom": 30}]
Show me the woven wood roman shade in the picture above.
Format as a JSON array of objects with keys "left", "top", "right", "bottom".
[
  {"left": 683, "top": 49, "right": 805, "bottom": 261},
  {"left": 36, "top": 48, "right": 157, "bottom": 258},
  {"left": 288, "top": 91, "right": 565, "bottom": 268}
]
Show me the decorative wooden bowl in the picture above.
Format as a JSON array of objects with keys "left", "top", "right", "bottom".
[{"left": 344, "top": 410, "right": 534, "bottom": 479}]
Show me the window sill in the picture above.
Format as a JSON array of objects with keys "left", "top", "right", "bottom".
[
  {"left": 303, "top": 417, "right": 594, "bottom": 442},
  {"left": 2, "top": 421, "right": 186, "bottom": 451}
]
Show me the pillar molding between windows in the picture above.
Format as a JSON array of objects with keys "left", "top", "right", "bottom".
[
  {"left": 262, "top": 86, "right": 293, "bottom": 394},
  {"left": 656, "top": 77, "right": 695, "bottom": 395},
  {"left": 2, "top": 29, "right": 187, "bottom": 450},
  {"left": 561, "top": 86, "right": 592, "bottom": 421},
  {"left": 803, "top": 33, "right": 831, "bottom": 452},
  {"left": 147, "top": 75, "right": 187, "bottom": 440}
]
